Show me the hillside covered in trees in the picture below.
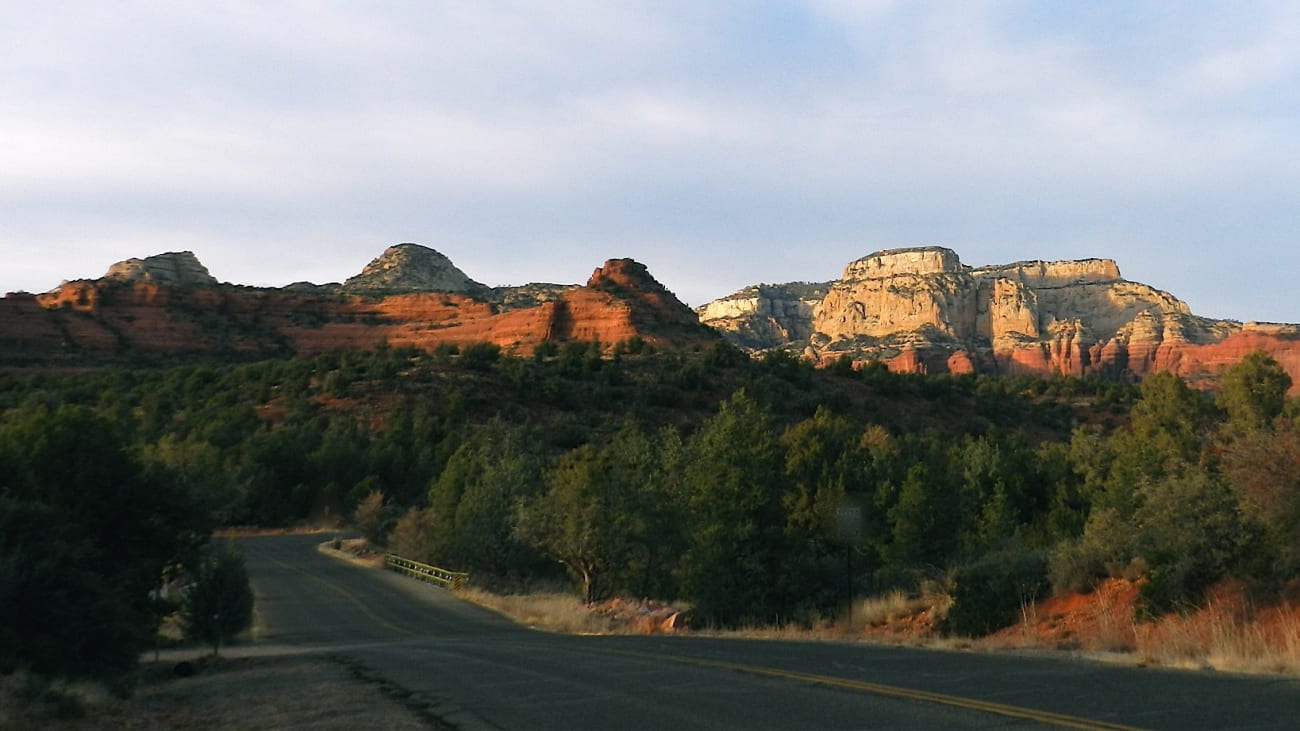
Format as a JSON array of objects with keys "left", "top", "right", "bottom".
[{"left": 3, "top": 339, "right": 1299, "bottom": 683}]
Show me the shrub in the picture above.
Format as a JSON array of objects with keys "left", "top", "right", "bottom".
[
  {"left": 387, "top": 506, "right": 437, "bottom": 563},
  {"left": 1048, "top": 507, "right": 1139, "bottom": 595},
  {"left": 182, "top": 543, "right": 254, "bottom": 655},
  {"left": 459, "top": 342, "right": 501, "bottom": 371},
  {"left": 942, "top": 549, "right": 1049, "bottom": 637},
  {"left": 352, "top": 489, "right": 393, "bottom": 548}
]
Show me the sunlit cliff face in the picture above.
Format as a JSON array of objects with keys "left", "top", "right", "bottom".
[{"left": 698, "top": 247, "right": 1300, "bottom": 392}]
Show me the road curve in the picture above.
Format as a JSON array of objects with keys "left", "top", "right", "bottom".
[{"left": 237, "top": 534, "right": 1300, "bottom": 730}]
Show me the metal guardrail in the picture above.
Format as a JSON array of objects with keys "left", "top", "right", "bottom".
[{"left": 384, "top": 553, "right": 469, "bottom": 589}]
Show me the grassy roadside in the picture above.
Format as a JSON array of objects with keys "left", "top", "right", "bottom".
[{"left": 451, "top": 568, "right": 1300, "bottom": 677}]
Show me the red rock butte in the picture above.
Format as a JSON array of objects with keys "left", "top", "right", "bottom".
[{"left": 0, "top": 248, "right": 717, "bottom": 366}]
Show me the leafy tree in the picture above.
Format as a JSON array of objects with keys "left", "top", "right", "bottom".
[
  {"left": 1127, "top": 371, "right": 1211, "bottom": 470},
  {"left": 1216, "top": 350, "right": 1292, "bottom": 434},
  {"left": 1072, "top": 372, "right": 1211, "bottom": 520},
  {"left": 182, "top": 543, "right": 255, "bottom": 656},
  {"left": 680, "top": 391, "right": 792, "bottom": 625},
  {"left": 518, "top": 445, "right": 630, "bottom": 603},
  {"left": 782, "top": 407, "right": 856, "bottom": 536},
  {"left": 443, "top": 426, "right": 545, "bottom": 576},
  {"left": 1221, "top": 420, "right": 1300, "bottom": 580},
  {"left": 1132, "top": 468, "right": 1245, "bottom": 615},
  {"left": 520, "top": 422, "right": 681, "bottom": 602},
  {"left": 425, "top": 441, "right": 488, "bottom": 565},
  {"left": 0, "top": 405, "right": 207, "bottom": 682}
]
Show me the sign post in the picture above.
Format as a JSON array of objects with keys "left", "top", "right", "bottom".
[{"left": 832, "top": 502, "right": 863, "bottom": 631}]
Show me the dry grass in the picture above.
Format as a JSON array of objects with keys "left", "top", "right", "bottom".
[
  {"left": 455, "top": 588, "right": 687, "bottom": 635},
  {"left": 1134, "top": 600, "right": 1300, "bottom": 674},
  {"left": 956, "top": 578, "right": 1300, "bottom": 676},
  {"left": 376, "top": 550, "right": 1300, "bottom": 677},
  {"left": 456, "top": 588, "right": 624, "bottom": 634},
  {"left": 316, "top": 537, "right": 384, "bottom": 568},
  {"left": 855, "top": 589, "right": 919, "bottom": 627}
]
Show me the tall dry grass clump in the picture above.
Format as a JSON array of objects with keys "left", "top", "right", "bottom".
[
  {"left": 854, "top": 589, "right": 918, "bottom": 627},
  {"left": 1136, "top": 600, "right": 1300, "bottom": 674},
  {"left": 457, "top": 588, "right": 621, "bottom": 634}
]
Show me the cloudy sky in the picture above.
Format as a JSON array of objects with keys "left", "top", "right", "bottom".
[{"left": 3, "top": 1, "right": 1299, "bottom": 321}]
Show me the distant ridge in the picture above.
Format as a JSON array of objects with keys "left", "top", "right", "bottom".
[{"left": 0, "top": 245, "right": 717, "bottom": 366}]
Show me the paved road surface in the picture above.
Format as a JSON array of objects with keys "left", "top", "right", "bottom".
[{"left": 237, "top": 534, "right": 1300, "bottom": 730}]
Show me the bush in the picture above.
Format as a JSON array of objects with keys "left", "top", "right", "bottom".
[
  {"left": 387, "top": 506, "right": 437, "bottom": 563},
  {"left": 942, "top": 549, "right": 1049, "bottom": 637},
  {"left": 352, "top": 489, "right": 393, "bottom": 548},
  {"left": 458, "top": 342, "right": 500, "bottom": 370},
  {"left": 182, "top": 543, "right": 254, "bottom": 655},
  {"left": 1048, "top": 507, "right": 1139, "bottom": 595}
]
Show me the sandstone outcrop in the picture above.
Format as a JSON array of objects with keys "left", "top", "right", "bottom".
[
  {"left": 0, "top": 248, "right": 717, "bottom": 366},
  {"left": 699, "top": 246, "right": 1300, "bottom": 392},
  {"left": 694, "top": 282, "right": 830, "bottom": 352},
  {"left": 342, "top": 243, "right": 488, "bottom": 295},
  {"left": 103, "top": 251, "right": 217, "bottom": 287}
]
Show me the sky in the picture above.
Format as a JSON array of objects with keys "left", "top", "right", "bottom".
[{"left": 3, "top": 1, "right": 1299, "bottom": 322}]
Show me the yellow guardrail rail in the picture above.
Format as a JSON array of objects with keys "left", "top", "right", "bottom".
[{"left": 384, "top": 553, "right": 469, "bottom": 589}]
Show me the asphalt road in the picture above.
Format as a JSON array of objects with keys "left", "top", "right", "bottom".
[{"left": 236, "top": 533, "right": 1300, "bottom": 730}]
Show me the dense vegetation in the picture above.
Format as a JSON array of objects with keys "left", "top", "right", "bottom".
[{"left": 3, "top": 340, "right": 1297, "bottom": 680}]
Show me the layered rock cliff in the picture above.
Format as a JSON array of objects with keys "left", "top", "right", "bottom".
[
  {"left": 0, "top": 247, "right": 716, "bottom": 366},
  {"left": 699, "top": 246, "right": 1300, "bottom": 391},
  {"left": 104, "top": 251, "right": 217, "bottom": 287},
  {"left": 694, "top": 282, "right": 830, "bottom": 352}
]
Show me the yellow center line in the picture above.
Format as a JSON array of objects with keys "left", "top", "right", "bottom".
[
  {"left": 258, "top": 550, "right": 418, "bottom": 638},
  {"left": 583, "top": 646, "right": 1148, "bottom": 731}
]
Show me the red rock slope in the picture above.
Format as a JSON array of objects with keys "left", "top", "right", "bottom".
[{"left": 0, "top": 256, "right": 716, "bottom": 366}]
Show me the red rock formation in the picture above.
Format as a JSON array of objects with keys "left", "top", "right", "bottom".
[{"left": 0, "top": 259, "right": 716, "bottom": 367}]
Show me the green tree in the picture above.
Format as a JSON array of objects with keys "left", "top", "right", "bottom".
[
  {"left": 518, "top": 445, "right": 630, "bottom": 602},
  {"left": 1132, "top": 468, "right": 1245, "bottom": 615},
  {"left": 1216, "top": 350, "right": 1292, "bottom": 434},
  {"left": 1073, "top": 372, "right": 1211, "bottom": 519},
  {"left": 782, "top": 407, "right": 856, "bottom": 535},
  {"left": 1221, "top": 420, "right": 1300, "bottom": 580},
  {"left": 1127, "top": 371, "right": 1211, "bottom": 470},
  {"left": 443, "top": 425, "right": 545, "bottom": 576},
  {"left": 0, "top": 405, "right": 208, "bottom": 682},
  {"left": 425, "top": 441, "right": 487, "bottom": 565},
  {"left": 182, "top": 543, "right": 255, "bottom": 656},
  {"left": 679, "top": 391, "right": 791, "bottom": 625}
]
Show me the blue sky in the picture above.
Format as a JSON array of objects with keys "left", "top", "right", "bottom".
[{"left": 3, "top": 1, "right": 1298, "bottom": 322}]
